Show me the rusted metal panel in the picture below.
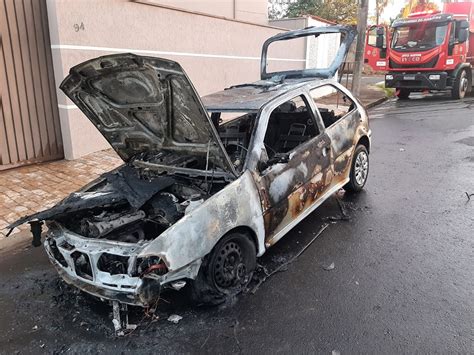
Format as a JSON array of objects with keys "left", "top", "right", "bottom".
[
  {"left": 0, "top": 0, "right": 63, "bottom": 170},
  {"left": 255, "top": 133, "right": 334, "bottom": 244}
]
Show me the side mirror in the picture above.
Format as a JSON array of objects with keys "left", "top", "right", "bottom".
[
  {"left": 268, "top": 153, "right": 290, "bottom": 166},
  {"left": 258, "top": 153, "right": 289, "bottom": 174},
  {"left": 458, "top": 28, "right": 469, "bottom": 43},
  {"left": 375, "top": 28, "right": 385, "bottom": 49}
]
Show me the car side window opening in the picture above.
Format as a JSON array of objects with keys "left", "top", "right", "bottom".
[
  {"left": 211, "top": 111, "right": 256, "bottom": 172},
  {"left": 310, "top": 85, "right": 356, "bottom": 128},
  {"left": 263, "top": 95, "right": 319, "bottom": 163}
]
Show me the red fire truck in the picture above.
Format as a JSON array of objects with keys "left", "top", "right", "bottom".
[{"left": 367, "top": 1, "right": 474, "bottom": 99}]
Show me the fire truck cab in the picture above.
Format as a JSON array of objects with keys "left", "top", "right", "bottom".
[{"left": 371, "top": 2, "right": 474, "bottom": 99}]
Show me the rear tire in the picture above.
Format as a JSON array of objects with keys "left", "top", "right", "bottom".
[
  {"left": 344, "top": 145, "right": 369, "bottom": 193},
  {"left": 187, "top": 232, "right": 256, "bottom": 306},
  {"left": 396, "top": 88, "right": 411, "bottom": 100},
  {"left": 451, "top": 69, "right": 470, "bottom": 99}
]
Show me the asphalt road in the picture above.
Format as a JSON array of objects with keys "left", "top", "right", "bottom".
[{"left": 0, "top": 92, "right": 473, "bottom": 354}]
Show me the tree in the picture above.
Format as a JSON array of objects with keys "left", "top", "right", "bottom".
[
  {"left": 285, "top": 0, "right": 358, "bottom": 24},
  {"left": 402, "top": 0, "right": 439, "bottom": 18},
  {"left": 268, "top": 0, "right": 291, "bottom": 20},
  {"left": 375, "top": 0, "right": 393, "bottom": 25}
]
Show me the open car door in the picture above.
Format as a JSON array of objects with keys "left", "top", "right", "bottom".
[{"left": 364, "top": 25, "right": 389, "bottom": 71}]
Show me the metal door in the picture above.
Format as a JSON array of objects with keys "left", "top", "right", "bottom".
[{"left": 0, "top": 0, "right": 63, "bottom": 170}]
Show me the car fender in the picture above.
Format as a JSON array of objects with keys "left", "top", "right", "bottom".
[{"left": 137, "top": 170, "right": 266, "bottom": 272}]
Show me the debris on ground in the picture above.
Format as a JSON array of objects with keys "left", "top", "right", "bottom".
[
  {"left": 323, "top": 262, "right": 335, "bottom": 271},
  {"left": 465, "top": 192, "right": 474, "bottom": 202},
  {"left": 170, "top": 280, "right": 186, "bottom": 291},
  {"left": 112, "top": 301, "right": 137, "bottom": 336},
  {"left": 232, "top": 319, "right": 241, "bottom": 351},
  {"left": 399, "top": 148, "right": 405, "bottom": 152},
  {"left": 249, "top": 223, "right": 329, "bottom": 294},
  {"left": 323, "top": 198, "right": 351, "bottom": 222},
  {"left": 167, "top": 314, "right": 183, "bottom": 324}
]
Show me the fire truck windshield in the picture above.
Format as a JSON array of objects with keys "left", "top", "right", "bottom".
[{"left": 391, "top": 22, "right": 448, "bottom": 51}]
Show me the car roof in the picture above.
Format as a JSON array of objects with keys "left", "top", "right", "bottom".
[{"left": 202, "top": 78, "right": 328, "bottom": 112}]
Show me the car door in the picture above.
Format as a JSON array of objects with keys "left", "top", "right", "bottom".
[
  {"left": 252, "top": 93, "right": 332, "bottom": 247},
  {"left": 364, "top": 25, "right": 389, "bottom": 71},
  {"left": 309, "top": 84, "right": 359, "bottom": 185}
]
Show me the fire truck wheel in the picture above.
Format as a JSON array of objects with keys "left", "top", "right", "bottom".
[
  {"left": 396, "top": 89, "right": 411, "bottom": 100},
  {"left": 452, "top": 69, "right": 470, "bottom": 100}
]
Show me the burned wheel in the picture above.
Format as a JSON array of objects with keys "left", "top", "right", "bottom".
[
  {"left": 188, "top": 232, "right": 256, "bottom": 306},
  {"left": 213, "top": 241, "right": 247, "bottom": 288},
  {"left": 344, "top": 145, "right": 369, "bottom": 193}
]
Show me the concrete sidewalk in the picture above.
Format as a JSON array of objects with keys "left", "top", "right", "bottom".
[
  {"left": 341, "top": 74, "right": 387, "bottom": 107},
  {"left": 0, "top": 76, "right": 387, "bottom": 238}
]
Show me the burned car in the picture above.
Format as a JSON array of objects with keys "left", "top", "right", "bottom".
[{"left": 9, "top": 26, "right": 371, "bottom": 307}]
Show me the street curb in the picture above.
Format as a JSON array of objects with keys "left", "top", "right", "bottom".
[{"left": 365, "top": 97, "right": 388, "bottom": 109}]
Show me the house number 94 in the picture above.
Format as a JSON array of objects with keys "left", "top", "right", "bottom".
[{"left": 74, "top": 22, "right": 85, "bottom": 32}]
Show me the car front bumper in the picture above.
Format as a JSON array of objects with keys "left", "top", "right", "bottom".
[
  {"left": 44, "top": 225, "right": 201, "bottom": 307},
  {"left": 385, "top": 72, "right": 449, "bottom": 91}
]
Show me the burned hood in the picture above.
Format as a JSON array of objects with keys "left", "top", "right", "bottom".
[
  {"left": 60, "top": 53, "right": 236, "bottom": 176},
  {"left": 6, "top": 166, "right": 175, "bottom": 231}
]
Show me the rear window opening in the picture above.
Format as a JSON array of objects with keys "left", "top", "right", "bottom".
[{"left": 261, "top": 27, "right": 355, "bottom": 80}]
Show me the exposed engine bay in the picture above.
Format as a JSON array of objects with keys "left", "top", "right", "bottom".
[
  {"left": 58, "top": 180, "right": 213, "bottom": 244},
  {"left": 10, "top": 164, "right": 228, "bottom": 245}
]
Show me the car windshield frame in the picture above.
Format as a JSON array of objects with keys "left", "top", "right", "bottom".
[{"left": 391, "top": 22, "right": 449, "bottom": 52}]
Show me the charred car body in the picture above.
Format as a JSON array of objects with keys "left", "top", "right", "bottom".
[{"left": 9, "top": 26, "right": 371, "bottom": 307}]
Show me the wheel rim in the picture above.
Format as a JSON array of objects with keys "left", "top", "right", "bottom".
[
  {"left": 354, "top": 151, "right": 368, "bottom": 186},
  {"left": 214, "top": 241, "right": 247, "bottom": 289}
]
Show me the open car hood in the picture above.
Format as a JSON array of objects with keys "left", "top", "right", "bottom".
[{"left": 60, "top": 53, "right": 237, "bottom": 177}]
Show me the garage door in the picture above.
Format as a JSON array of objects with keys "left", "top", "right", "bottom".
[{"left": 0, "top": 0, "right": 63, "bottom": 170}]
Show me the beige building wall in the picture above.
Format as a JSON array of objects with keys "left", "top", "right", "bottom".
[
  {"left": 46, "top": 0, "right": 306, "bottom": 160},
  {"left": 148, "top": 0, "right": 268, "bottom": 23},
  {"left": 270, "top": 16, "right": 341, "bottom": 70}
]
